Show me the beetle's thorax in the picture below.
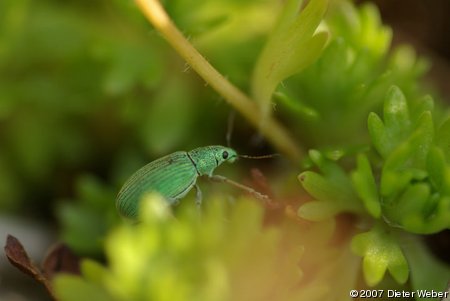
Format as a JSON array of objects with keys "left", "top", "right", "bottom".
[{"left": 188, "top": 146, "right": 237, "bottom": 176}]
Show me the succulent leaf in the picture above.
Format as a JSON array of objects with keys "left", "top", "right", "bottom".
[{"left": 351, "top": 225, "right": 409, "bottom": 286}]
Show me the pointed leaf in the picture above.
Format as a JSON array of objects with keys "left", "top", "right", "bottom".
[
  {"left": 427, "top": 147, "right": 447, "bottom": 191},
  {"left": 5, "top": 234, "right": 41, "bottom": 279},
  {"left": 298, "top": 170, "right": 361, "bottom": 219},
  {"left": 437, "top": 117, "right": 450, "bottom": 162},
  {"left": 367, "top": 112, "right": 388, "bottom": 158},
  {"left": 412, "top": 111, "right": 434, "bottom": 167},
  {"left": 252, "top": 0, "right": 329, "bottom": 119},
  {"left": 279, "top": 29, "right": 329, "bottom": 81},
  {"left": 383, "top": 86, "right": 410, "bottom": 144},
  {"left": 351, "top": 154, "right": 381, "bottom": 218}
]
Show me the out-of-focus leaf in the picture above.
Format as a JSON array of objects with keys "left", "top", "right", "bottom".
[
  {"left": 402, "top": 236, "right": 450, "bottom": 301},
  {"left": 55, "top": 194, "right": 359, "bottom": 301},
  {"left": 140, "top": 77, "right": 194, "bottom": 155},
  {"left": 252, "top": 0, "right": 329, "bottom": 119},
  {"left": 57, "top": 175, "right": 120, "bottom": 255},
  {"left": 54, "top": 275, "right": 114, "bottom": 301},
  {"left": 102, "top": 44, "right": 164, "bottom": 96},
  {"left": 436, "top": 118, "right": 450, "bottom": 162},
  {"left": 427, "top": 147, "right": 448, "bottom": 192},
  {"left": 42, "top": 243, "right": 80, "bottom": 280},
  {"left": 273, "top": 91, "right": 320, "bottom": 121}
]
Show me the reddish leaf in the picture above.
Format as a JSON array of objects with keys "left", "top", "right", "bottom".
[
  {"left": 4, "top": 234, "right": 58, "bottom": 300},
  {"left": 4, "top": 234, "right": 42, "bottom": 279},
  {"left": 42, "top": 243, "right": 80, "bottom": 279}
]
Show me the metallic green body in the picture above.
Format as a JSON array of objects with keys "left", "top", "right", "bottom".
[{"left": 116, "top": 146, "right": 237, "bottom": 218}]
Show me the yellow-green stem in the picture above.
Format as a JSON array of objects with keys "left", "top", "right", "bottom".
[{"left": 135, "top": 0, "right": 303, "bottom": 162}]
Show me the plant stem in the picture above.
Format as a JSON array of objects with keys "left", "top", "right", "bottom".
[{"left": 135, "top": 0, "right": 303, "bottom": 162}]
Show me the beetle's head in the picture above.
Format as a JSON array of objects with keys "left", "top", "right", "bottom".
[{"left": 216, "top": 146, "right": 238, "bottom": 165}]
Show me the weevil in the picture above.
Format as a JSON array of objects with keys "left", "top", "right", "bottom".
[{"left": 116, "top": 145, "right": 271, "bottom": 219}]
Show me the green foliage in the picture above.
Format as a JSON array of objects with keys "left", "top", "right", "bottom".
[
  {"left": 403, "top": 236, "right": 450, "bottom": 300},
  {"left": 298, "top": 150, "right": 363, "bottom": 221},
  {"left": 351, "top": 154, "right": 380, "bottom": 218},
  {"left": 54, "top": 195, "right": 358, "bottom": 301},
  {"left": 367, "top": 86, "right": 450, "bottom": 234},
  {"left": 2, "top": 0, "right": 449, "bottom": 298},
  {"left": 252, "top": 0, "right": 329, "bottom": 117},
  {"left": 277, "top": 1, "right": 430, "bottom": 148},
  {"left": 57, "top": 175, "right": 120, "bottom": 255},
  {"left": 165, "top": 0, "right": 281, "bottom": 87},
  {"left": 279, "top": 0, "right": 450, "bottom": 290},
  {"left": 0, "top": 0, "right": 226, "bottom": 212},
  {"left": 299, "top": 85, "right": 450, "bottom": 287}
]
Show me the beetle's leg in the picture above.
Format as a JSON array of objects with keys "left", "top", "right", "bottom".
[
  {"left": 209, "top": 175, "right": 271, "bottom": 204},
  {"left": 171, "top": 198, "right": 181, "bottom": 206},
  {"left": 194, "top": 184, "right": 202, "bottom": 209}
]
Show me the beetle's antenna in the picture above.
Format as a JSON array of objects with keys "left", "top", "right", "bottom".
[
  {"left": 226, "top": 110, "right": 235, "bottom": 148},
  {"left": 239, "top": 154, "right": 280, "bottom": 159}
]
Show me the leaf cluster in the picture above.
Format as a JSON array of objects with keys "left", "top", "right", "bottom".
[
  {"left": 1, "top": 0, "right": 449, "bottom": 298},
  {"left": 53, "top": 195, "right": 358, "bottom": 301}
]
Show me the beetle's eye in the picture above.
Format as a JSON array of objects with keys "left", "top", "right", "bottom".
[{"left": 222, "top": 151, "right": 229, "bottom": 159}]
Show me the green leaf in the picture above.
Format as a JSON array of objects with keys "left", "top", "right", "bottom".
[
  {"left": 141, "top": 77, "right": 194, "bottom": 155},
  {"left": 80, "top": 259, "right": 109, "bottom": 285},
  {"left": 383, "top": 86, "right": 410, "bottom": 148},
  {"left": 383, "top": 86, "right": 410, "bottom": 131},
  {"left": 427, "top": 146, "right": 450, "bottom": 198},
  {"left": 380, "top": 114, "right": 434, "bottom": 197},
  {"left": 427, "top": 147, "right": 447, "bottom": 191},
  {"left": 57, "top": 175, "right": 119, "bottom": 255},
  {"left": 351, "top": 225, "right": 409, "bottom": 286},
  {"left": 367, "top": 112, "right": 389, "bottom": 158},
  {"left": 411, "top": 95, "right": 434, "bottom": 121},
  {"left": 273, "top": 91, "right": 320, "bottom": 121},
  {"left": 351, "top": 154, "right": 381, "bottom": 218},
  {"left": 436, "top": 117, "right": 450, "bottom": 162},
  {"left": 411, "top": 111, "right": 434, "bottom": 167},
  {"left": 54, "top": 274, "right": 115, "bottom": 301},
  {"left": 402, "top": 236, "right": 450, "bottom": 301},
  {"left": 298, "top": 170, "right": 361, "bottom": 221},
  {"left": 281, "top": 31, "right": 329, "bottom": 81},
  {"left": 308, "top": 149, "right": 348, "bottom": 178},
  {"left": 392, "top": 184, "right": 430, "bottom": 222},
  {"left": 401, "top": 196, "right": 450, "bottom": 234},
  {"left": 329, "top": 2, "right": 392, "bottom": 58},
  {"left": 368, "top": 86, "right": 413, "bottom": 159},
  {"left": 298, "top": 150, "right": 364, "bottom": 220},
  {"left": 252, "top": 0, "right": 329, "bottom": 119},
  {"left": 297, "top": 198, "right": 341, "bottom": 221},
  {"left": 358, "top": 3, "right": 392, "bottom": 57}
]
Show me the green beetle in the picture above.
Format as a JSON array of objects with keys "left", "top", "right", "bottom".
[{"left": 116, "top": 145, "right": 239, "bottom": 219}]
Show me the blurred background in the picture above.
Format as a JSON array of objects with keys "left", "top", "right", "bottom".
[
  {"left": 0, "top": 0, "right": 449, "bottom": 300},
  {"left": 365, "top": 0, "right": 450, "bottom": 97}
]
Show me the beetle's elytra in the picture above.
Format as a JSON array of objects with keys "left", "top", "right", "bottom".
[{"left": 116, "top": 145, "right": 237, "bottom": 219}]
